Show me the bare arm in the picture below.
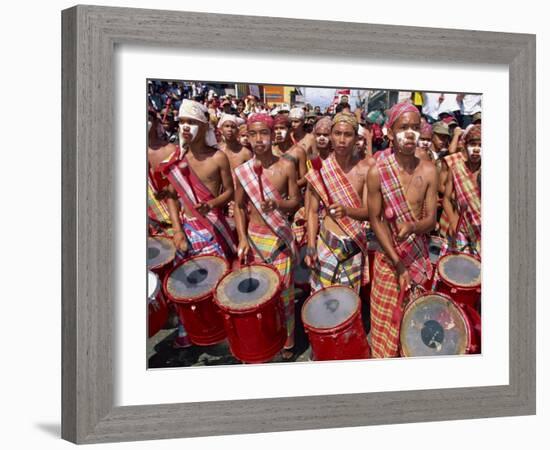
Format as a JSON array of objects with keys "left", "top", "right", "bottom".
[
  {"left": 367, "top": 165, "right": 401, "bottom": 266},
  {"left": 442, "top": 168, "right": 459, "bottom": 232},
  {"left": 438, "top": 161, "right": 448, "bottom": 195},
  {"left": 233, "top": 180, "right": 250, "bottom": 259},
  {"left": 165, "top": 184, "right": 187, "bottom": 251},
  {"left": 448, "top": 127, "right": 463, "bottom": 154},
  {"left": 294, "top": 146, "right": 308, "bottom": 188},
  {"left": 305, "top": 186, "right": 320, "bottom": 268}
]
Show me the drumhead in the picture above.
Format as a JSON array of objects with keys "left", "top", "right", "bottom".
[
  {"left": 294, "top": 246, "right": 311, "bottom": 285},
  {"left": 166, "top": 255, "right": 228, "bottom": 301},
  {"left": 400, "top": 293, "right": 469, "bottom": 357},
  {"left": 215, "top": 264, "right": 280, "bottom": 310},
  {"left": 438, "top": 253, "right": 481, "bottom": 288},
  {"left": 302, "top": 286, "right": 359, "bottom": 330},
  {"left": 428, "top": 236, "right": 444, "bottom": 265},
  {"left": 148, "top": 271, "right": 160, "bottom": 300},
  {"left": 147, "top": 236, "right": 176, "bottom": 270}
]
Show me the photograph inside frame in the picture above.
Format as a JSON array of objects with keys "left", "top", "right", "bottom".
[{"left": 146, "top": 80, "right": 482, "bottom": 368}]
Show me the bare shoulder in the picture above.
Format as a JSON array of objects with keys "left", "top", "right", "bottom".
[
  {"left": 419, "top": 159, "right": 437, "bottom": 179},
  {"left": 290, "top": 144, "right": 306, "bottom": 157},
  {"left": 240, "top": 147, "right": 253, "bottom": 161},
  {"left": 212, "top": 148, "right": 231, "bottom": 167},
  {"left": 148, "top": 143, "right": 177, "bottom": 168},
  {"left": 367, "top": 162, "right": 381, "bottom": 185},
  {"left": 279, "top": 157, "right": 296, "bottom": 176}
]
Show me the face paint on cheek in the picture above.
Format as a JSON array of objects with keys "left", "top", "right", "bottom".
[
  {"left": 467, "top": 145, "right": 482, "bottom": 157},
  {"left": 419, "top": 139, "right": 431, "bottom": 149},
  {"left": 316, "top": 136, "right": 328, "bottom": 146},
  {"left": 277, "top": 129, "right": 287, "bottom": 140},
  {"left": 395, "top": 130, "right": 420, "bottom": 147},
  {"left": 179, "top": 123, "right": 199, "bottom": 143}
]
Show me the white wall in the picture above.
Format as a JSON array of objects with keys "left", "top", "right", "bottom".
[{"left": 0, "top": 0, "right": 546, "bottom": 448}]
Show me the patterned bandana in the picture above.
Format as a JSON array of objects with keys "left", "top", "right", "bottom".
[
  {"left": 386, "top": 101, "right": 420, "bottom": 129},
  {"left": 178, "top": 99, "right": 209, "bottom": 123},
  {"left": 273, "top": 114, "right": 290, "bottom": 127},
  {"left": 421, "top": 121, "right": 433, "bottom": 136},
  {"left": 247, "top": 113, "right": 274, "bottom": 130},
  {"left": 314, "top": 116, "right": 332, "bottom": 133},
  {"left": 332, "top": 112, "right": 358, "bottom": 132},
  {"left": 464, "top": 124, "right": 481, "bottom": 143}
]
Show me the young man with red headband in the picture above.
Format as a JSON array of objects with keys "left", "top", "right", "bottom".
[
  {"left": 234, "top": 113, "right": 301, "bottom": 359},
  {"left": 367, "top": 101, "right": 439, "bottom": 358}
]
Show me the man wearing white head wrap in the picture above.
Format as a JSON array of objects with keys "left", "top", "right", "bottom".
[
  {"left": 163, "top": 99, "right": 236, "bottom": 258},
  {"left": 177, "top": 99, "right": 219, "bottom": 151},
  {"left": 288, "top": 106, "right": 315, "bottom": 156}
]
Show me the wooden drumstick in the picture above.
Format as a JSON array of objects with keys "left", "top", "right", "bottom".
[
  {"left": 253, "top": 160, "right": 265, "bottom": 202},
  {"left": 162, "top": 98, "right": 172, "bottom": 122},
  {"left": 392, "top": 286, "right": 408, "bottom": 325}
]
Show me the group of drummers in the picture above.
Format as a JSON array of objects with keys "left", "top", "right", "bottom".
[{"left": 147, "top": 95, "right": 482, "bottom": 363}]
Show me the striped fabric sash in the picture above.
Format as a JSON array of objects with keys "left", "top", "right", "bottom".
[
  {"left": 451, "top": 157, "right": 481, "bottom": 242},
  {"left": 305, "top": 154, "right": 367, "bottom": 254},
  {"left": 162, "top": 153, "right": 236, "bottom": 256},
  {"left": 147, "top": 175, "right": 171, "bottom": 226},
  {"left": 234, "top": 159, "right": 298, "bottom": 261},
  {"left": 376, "top": 153, "right": 432, "bottom": 284}
]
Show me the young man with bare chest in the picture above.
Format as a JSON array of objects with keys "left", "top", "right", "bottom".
[
  {"left": 367, "top": 102, "right": 438, "bottom": 358},
  {"left": 305, "top": 113, "right": 373, "bottom": 293},
  {"left": 442, "top": 124, "right": 482, "bottom": 255},
  {"left": 272, "top": 115, "right": 308, "bottom": 188},
  {"left": 234, "top": 113, "right": 301, "bottom": 358},
  {"left": 161, "top": 100, "right": 236, "bottom": 259},
  {"left": 218, "top": 113, "right": 252, "bottom": 172}
]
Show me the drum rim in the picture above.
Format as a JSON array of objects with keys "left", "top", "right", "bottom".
[
  {"left": 213, "top": 263, "right": 283, "bottom": 313},
  {"left": 163, "top": 253, "right": 229, "bottom": 303},
  {"left": 147, "top": 235, "right": 176, "bottom": 270},
  {"left": 148, "top": 270, "right": 161, "bottom": 301},
  {"left": 399, "top": 290, "right": 472, "bottom": 357},
  {"left": 301, "top": 285, "right": 361, "bottom": 332},
  {"left": 437, "top": 252, "right": 482, "bottom": 289}
]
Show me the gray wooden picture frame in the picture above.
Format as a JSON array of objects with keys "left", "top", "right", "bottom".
[{"left": 61, "top": 5, "right": 536, "bottom": 444}]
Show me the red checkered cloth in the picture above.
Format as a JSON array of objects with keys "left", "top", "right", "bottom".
[
  {"left": 450, "top": 154, "right": 481, "bottom": 246},
  {"left": 234, "top": 159, "right": 298, "bottom": 261},
  {"left": 305, "top": 153, "right": 368, "bottom": 255},
  {"left": 147, "top": 175, "right": 174, "bottom": 236},
  {"left": 369, "top": 252, "right": 402, "bottom": 358},
  {"left": 161, "top": 151, "right": 236, "bottom": 258},
  {"left": 376, "top": 152, "right": 432, "bottom": 285}
]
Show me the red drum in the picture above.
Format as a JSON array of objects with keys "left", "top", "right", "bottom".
[
  {"left": 214, "top": 264, "right": 285, "bottom": 364},
  {"left": 435, "top": 253, "right": 481, "bottom": 308},
  {"left": 400, "top": 292, "right": 480, "bottom": 356},
  {"left": 147, "top": 236, "right": 176, "bottom": 279},
  {"left": 163, "top": 254, "right": 229, "bottom": 346},
  {"left": 148, "top": 271, "right": 169, "bottom": 338},
  {"left": 294, "top": 245, "right": 311, "bottom": 297},
  {"left": 302, "top": 286, "right": 370, "bottom": 361}
]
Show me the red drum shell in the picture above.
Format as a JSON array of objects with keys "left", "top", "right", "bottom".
[
  {"left": 163, "top": 254, "right": 229, "bottom": 346},
  {"left": 214, "top": 264, "right": 285, "bottom": 363},
  {"left": 148, "top": 271, "right": 169, "bottom": 338},
  {"left": 436, "top": 253, "right": 481, "bottom": 308},
  {"left": 399, "top": 291, "right": 478, "bottom": 357},
  {"left": 302, "top": 285, "right": 370, "bottom": 361}
]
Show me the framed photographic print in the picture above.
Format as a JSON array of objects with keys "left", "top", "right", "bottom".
[{"left": 62, "top": 5, "right": 535, "bottom": 444}]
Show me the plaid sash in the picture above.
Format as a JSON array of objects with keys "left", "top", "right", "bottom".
[
  {"left": 305, "top": 154, "right": 368, "bottom": 255},
  {"left": 450, "top": 156, "right": 481, "bottom": 243},
  {"left": 161, "top": 152, "right": 236, "bottom": 257},
  {"left": 147, "top": 176, "right": 171, "bottom": 224},
  {"left": 235, "top": 159, "right": 298, "bottom": 261},
  {"left": 376, "top": 153, "right": 432, "bottom": 284}
]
